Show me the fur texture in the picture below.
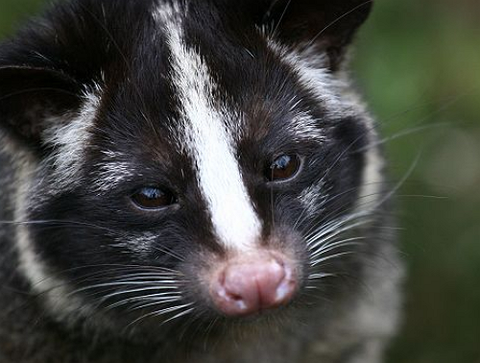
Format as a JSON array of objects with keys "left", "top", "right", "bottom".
[{"left": 0, "top": 0, "right": 402, "bottom": 362}]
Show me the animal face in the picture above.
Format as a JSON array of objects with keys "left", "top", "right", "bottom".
[{"left": 0, "top": 0, "right": 382, "bottom": 339}]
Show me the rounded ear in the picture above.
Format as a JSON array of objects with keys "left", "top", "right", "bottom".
[
  {"left": 0, "top": 66, "right": 82, "bottom": 149},
  {"left": 243, "top": 0, "right": 373, "bottom": 70}
]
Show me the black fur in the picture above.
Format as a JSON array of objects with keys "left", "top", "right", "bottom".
[{"left": 0, "top": 1, "right": 401, "bottom": 362}]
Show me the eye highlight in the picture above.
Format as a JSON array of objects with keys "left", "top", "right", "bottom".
[
  {"left": 266, "top": 154, "right": 302, "bottom": 182},
  {"left": 130, "top": 187, "right": 176, "bottom": 210}
]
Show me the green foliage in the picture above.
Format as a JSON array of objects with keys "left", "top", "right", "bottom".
[{"left": 0, "top": 0, "right": 45, "bottom": 38}]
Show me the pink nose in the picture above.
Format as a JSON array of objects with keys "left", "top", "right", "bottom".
[{"left": 210, "top": 253, "right": 297, "bottom": 317}]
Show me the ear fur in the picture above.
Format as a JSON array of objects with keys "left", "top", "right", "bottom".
[
  {"left": 0, "top": 0, "right": 372, "bottom": 150},
  {"left": 0, "top": 0, "right": 105, "bottom": 151},
  {"left": 0, "top": 0, "right": 153, "bottom": 151},
  {"left": 0, "top": 66, "right": 81, "bottom": 149},
  {"left": 246, "top": 0, "right": 373, "bottom": 70}
]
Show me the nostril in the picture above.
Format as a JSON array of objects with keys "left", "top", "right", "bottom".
[{"left": 230, "top": 293, "right": 243, "bottom": 302}]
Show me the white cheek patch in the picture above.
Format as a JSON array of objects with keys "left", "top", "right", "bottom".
[
  {"left": 15, "top": 159, "right": 92, "bottom": 321},
  {"left": 357, "top": 124, "right": 384, "bottom": 212},
  {"left": 154, "top": 6, "right": 261, "bottom": 251},
  {"left": 43, "top": 87, "right": 101, "bottom": 189}
]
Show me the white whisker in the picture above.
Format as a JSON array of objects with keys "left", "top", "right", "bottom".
[{"left": 311, "top": 251, "right": 354, "bottom": 267}]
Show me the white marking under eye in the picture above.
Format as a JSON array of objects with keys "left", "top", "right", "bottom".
[
  {"left": 299, "top": 181, "right": 328, "bottom": 217},
  {"left": 154, "top": 6, "right": 261, "bottom": 250}
]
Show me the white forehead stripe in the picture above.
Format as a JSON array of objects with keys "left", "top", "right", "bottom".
[{"left": 154, "top": 6, "right": 261, "bottom": 250}]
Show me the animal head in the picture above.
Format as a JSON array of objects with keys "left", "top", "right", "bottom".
[{"left": 0, "top": 0, "right": 381, "bottom": 339}]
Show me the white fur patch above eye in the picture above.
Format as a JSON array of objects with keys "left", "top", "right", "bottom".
[
  {"left": 91, "top": 150, "right": 141, "bottom": 193},
  {"left": 154, "top": 6, "right": 261, "bottom": 251},
  {"left": 290, "top": 111, "right": 326, "bottom": 143},
  {"left": 266, "top": 39, "right": 342, "bottom": 112},
  {"left": 43, "top": 87, "right": 101, "bottom": 189},
  {"left": 94, "top": 160, "right": 137, "bottom": 193}
]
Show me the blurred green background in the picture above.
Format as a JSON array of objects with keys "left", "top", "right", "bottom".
[
  {"left": 1, "top": 0, "right": 479, "bottom": 362},
  {"left": 355, "top": 2, "right": 480, "bottom": 362}
]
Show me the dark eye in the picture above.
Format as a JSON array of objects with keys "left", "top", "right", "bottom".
[
  {"left": 131, "top": 187, "right": 176, "bottom": 210},
  {"left": 266, "top": 154, "right": 302, "bottom": 182}
]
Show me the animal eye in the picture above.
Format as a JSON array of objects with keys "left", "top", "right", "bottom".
[
  {"left": 131, "top": 187, "right": 176, "bottom": 210},
  {"left": 266, "top": 154, "right": 302, "bottom": 182}
]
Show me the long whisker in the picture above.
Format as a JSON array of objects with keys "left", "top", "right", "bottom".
[
  {"left": 271, "top": 0, "right": 292, "bottom": 37},
  {"left": 310, "top": 251, "right": 354, "bottom": 267},
  {"left": 309, "top": 238, "right": 365, "bottom": 260},
  {"left": 106, "top": 294, "right": 183, "bottom": 311},
  {"left": 307, "top": 1, "right": 373, "bottom": 47},
  {"left": 0, "top": 219, "right": 118, "bottom": 234},
  {"left": 126, "top": 303, "right": 194, "bottom": 329}
]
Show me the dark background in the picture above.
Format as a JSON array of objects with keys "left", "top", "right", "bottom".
[{"left": 1, "top": 1, "right": 479, "bottom": 362}]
